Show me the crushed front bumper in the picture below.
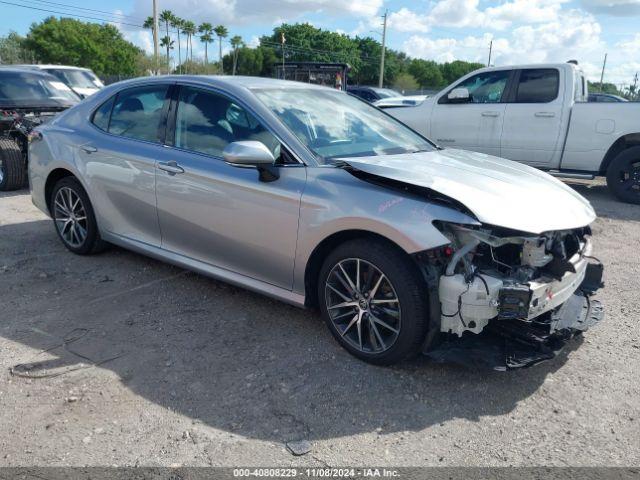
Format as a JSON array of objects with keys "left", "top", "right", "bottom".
[{"left": 425, "top": 264, "right": 605, "bottom": 371}]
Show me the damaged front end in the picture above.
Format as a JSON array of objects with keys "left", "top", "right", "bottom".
[{"left": 422, "top": 222, "right": 604, "bottom": 370}]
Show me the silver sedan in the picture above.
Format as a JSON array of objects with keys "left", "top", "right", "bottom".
[{"left": 29, "top": 76, "right": 604, "bottom": 368}]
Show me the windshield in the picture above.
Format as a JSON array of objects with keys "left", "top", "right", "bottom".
[
  {"left": 46, "top": 69, "right": 103, "bottom": 89},
  {"left": 254, "top": 88, "right": 434, "bottom": 163},
  {"left": 0, "top": 71, "right": 80, "bottom": 105}
]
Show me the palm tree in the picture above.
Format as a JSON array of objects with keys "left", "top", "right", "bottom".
[
  {"left": 230, "top": 35, "right": 244, "bottom": 76},
  {"left": 170, "top": 15, "right": 184, "bottom": 74},
  {"left": 199, "top": 22, "right": 213, "bottom": 65},
  {"left": 160, "top": 36, "right": 174, "bottom": 72},
  {"left": 182, "top": 21, "right": 197, "bottom": 65},
  {"left": 213, "top": 25, "right": 228, "bottom": 73},
  {"left": 159, "top": 10, "right": 174, "bottom": 71}
]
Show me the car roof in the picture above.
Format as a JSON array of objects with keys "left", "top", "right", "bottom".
[
  {"left": 11, "top": 64, "right": 94, "bottom": 72},
  {"left": 0, "top": 66, "right": 63, "bottom": 78},
  {"left": 110, "top": 75, "right": 334, "bottom": 92}
]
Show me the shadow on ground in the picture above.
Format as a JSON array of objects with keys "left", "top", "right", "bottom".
[{"left": 0, "top": 215, "right": 583, "bottom": 444}]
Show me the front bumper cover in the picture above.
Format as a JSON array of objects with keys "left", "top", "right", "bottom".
[{"left": 425, "top": 263, "right": 605, "bottom": 371}]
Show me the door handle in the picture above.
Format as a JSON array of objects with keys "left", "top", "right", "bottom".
[
  {"left": 81, "top": 145, "right": 97, "bottom": 154},
  {"left": 158, "top": 161, "right": 185, "bottom": 175},
  {"left": 535, "top": 112, "right": 556, "bottom": 118},
  {"left": 481, "top": 111, "right": 500, "bottom": 117}
]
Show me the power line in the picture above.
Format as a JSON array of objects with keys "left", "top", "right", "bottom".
[{"left": 28, "top": 0, "right": 146, "bottom": 22}]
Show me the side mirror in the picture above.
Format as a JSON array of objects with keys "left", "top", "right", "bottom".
[
  {"left": 447, "top": 87, "right": 471, "bottom": 104},
  {"left": 223, "top": 141, "right": 279, "bottom": 182}
]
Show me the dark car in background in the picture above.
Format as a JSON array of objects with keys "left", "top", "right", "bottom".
[
  {"left": 347, "top": 86, "right": 402, "bottom": 103},
  {"left": 0, "top": 67, "right": 80, "bottom": 190},
  {"left": 588, "top": 92, "right": 628, "bottom": 103}
]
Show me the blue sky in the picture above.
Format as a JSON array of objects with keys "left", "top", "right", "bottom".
[{"left": 2, "top": 0, "right": 639, "bottom": 84}]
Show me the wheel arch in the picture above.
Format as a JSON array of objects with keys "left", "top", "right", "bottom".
[
  {"left": 44, "top": 168, "right": 76, "bottom": 215},
  {"left": 599, "top": 133, "right": 640, "bottom": 175},
  {"left": 303, "top": 229, "right": 419, "bottom": 308}
]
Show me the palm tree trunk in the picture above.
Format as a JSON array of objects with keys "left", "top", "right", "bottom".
[
  {"left": 205, "top": 43, "right": 208, "bottom": 65},
  {"left": 218, "top": 37, "right": 223, "bottom": 73},
  {"left": 165, "top": 22, "right": 170, "bottom": 72},
  {"left": 232, "top": 50, "right": 238, "bottom": 75},
  {"left": 177, "top": 30, "right": 182, "bottom": 74}
]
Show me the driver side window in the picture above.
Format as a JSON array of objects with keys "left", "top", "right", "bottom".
[
  {"left": 174, "top": 86, "right": 282, "bottom": 161},
  {"left": 443, "top": 71, "right": 510, "bottom": 104}
]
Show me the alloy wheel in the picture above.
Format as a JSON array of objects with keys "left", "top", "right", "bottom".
[
  {"left": 325, "top": 258, "right": 401, "bottom": 354},
  {"left": 616, "top": 159, "right": 640, "bottom": 194},
  {"left": 53, "top": 187, "right": 88, "bottom": 248}
]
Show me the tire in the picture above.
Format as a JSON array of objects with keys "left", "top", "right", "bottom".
[
  {"left": 0, "top": 138, "right": 26, "bottom": 191},
  {"left": 50, "top": 176, "right": 107, "bottom": 255},
  {"left": 317, "top": 238, "right": 429, "bottom": 365},
  {"left": 606, "top": 146, "right": 640, "bottom": 204}
]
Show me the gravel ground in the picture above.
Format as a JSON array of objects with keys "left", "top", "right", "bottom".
[{"left": 0, "top": 180, "right": 638, "bottom": 467}]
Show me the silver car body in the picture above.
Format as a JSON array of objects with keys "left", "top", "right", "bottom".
[{"left": 29, "top": 76, "right": 597, "bottom": 317}]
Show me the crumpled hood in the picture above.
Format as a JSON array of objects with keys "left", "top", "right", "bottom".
[{"left": 343, "top": 148, "right": 596, "bottom": 234}]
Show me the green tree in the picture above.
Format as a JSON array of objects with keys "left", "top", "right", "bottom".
[
  {"left": 159, "top": 10, "right": 174, "bottom": 71},
  {"left": 214, "top": 25, "right": 229, "bottom": 71},
  {"left": 0, "top": 31, "right": 35, "bottom": 64},
  {"left": 407, "top": 59, "right": 444, "bottom": 88},
  {"left": 24, "top": 17, "right": 142, "bottom": 76},
  {"left": 230, "top": 35, "right": 244, "bottom": 75},
  {"left": 182, "top": 20, "right": 197, "bottom": 65},
  {"left": 199, "top": 22, "right": 213, "bottom": 64},
  {"left": 170, "top": 15, "right": 184, "bottom": 73},
  {"left": 393, "top": 72, "right": 419, "bottom": 92},
  {"left": 440, "top": 60, "right": 484, "bottom": 85}
]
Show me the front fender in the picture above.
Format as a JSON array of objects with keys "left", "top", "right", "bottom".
[{"left": 292, "top": 167, "right": 478, "bottom": 295}]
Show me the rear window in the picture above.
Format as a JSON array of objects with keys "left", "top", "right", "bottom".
[
  {"left": 516, "top": 69, "right": 559, "bottom": 103},
  {"left": 0, "top": 71, "right": 79, "bottom": 104},
  {"left": 92, "top": 96, "right": 115, "bottom": 131}
]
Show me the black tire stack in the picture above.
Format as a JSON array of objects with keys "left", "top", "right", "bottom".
[{"left": 0, "top": 138, "right": 26, "bottom": 191}]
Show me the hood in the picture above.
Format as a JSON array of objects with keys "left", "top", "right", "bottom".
[
  {"left": 343, "top": 149, "right": 596, "bottom": 234},
  {"left": 72, "top": 87, "right": 100, "bottom": 99}
]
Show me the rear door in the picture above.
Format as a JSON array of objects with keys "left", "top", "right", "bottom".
[
  {"left": 78, "top": 83, "right": 175, "bottom": 246},
  {"left": 501, "top": 68, "right": 564, "bottom": 167},
  {"left": 430, "top": 70, "right": 511, "bottom": 156}
]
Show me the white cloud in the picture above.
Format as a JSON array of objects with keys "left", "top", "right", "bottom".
[
  {"left": 580, "top": 0, "right": 640, "bottom": 15},
  {"left": 131, "top": 0, "right": 382, "bottom": 26},
  {"left": 387, "top": 0, "right": 569, "bottom": 33},
  {"left": 388, "top": 8, "right": 430, "bottom": 33}
]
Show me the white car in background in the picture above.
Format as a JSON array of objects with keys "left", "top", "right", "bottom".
[
  {"left": 374, "top": 95, "right": 429, "bottom": 108},
  {"left": 14, "top": 65, "right": 104, "bottom": 98},
  {"left": 384, "top": 62, "right": 640, "bottom": 204}
]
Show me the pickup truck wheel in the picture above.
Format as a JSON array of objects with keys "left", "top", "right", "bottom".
[
  {"left": 0, "top": 138, "right": 26, "bottom": 191},
  {"left": 318, "top": 239, "right": 429, "bottom": 366},
  {"left": 606, "top": 146, "right": 640, "bottom": 204}
]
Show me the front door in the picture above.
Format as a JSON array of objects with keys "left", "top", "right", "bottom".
[
  {"left": 155, "top": 85, "right": 306, "bottom": 289},
  {"left": 430, "top": 70, "right": 510, "bottom": 157}
]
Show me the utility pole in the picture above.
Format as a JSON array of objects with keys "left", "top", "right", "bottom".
[
  {"left": 487, "top": 39, "right": 493, "bottom": 67},
  {"left": 599, "top": 53, "right": 607, "bottom": 92},
  {"left": 378, "top": 10, "right": 387, "bottom": 88},
  {"left": 152, "top": 0, "right": 159, "bottom": 74},
  {"left": 633, "top": 72, "right": 638, "bottom": 101},
  {"left": 281, "top": 31, "right": 286, "bottom": 80}
]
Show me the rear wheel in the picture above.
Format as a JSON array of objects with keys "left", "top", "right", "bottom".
[
  {"left": 51, "top": 177, "right": 107, "bottom": 254},
  {"left": 0, "top": 138, "right": 26, "bottom": 191},
  {"left": 318, "top": 239, "right": 429, "bottom": 365},
  {"left": 606, "top": 146, "right": 640, "bottom": 204}
]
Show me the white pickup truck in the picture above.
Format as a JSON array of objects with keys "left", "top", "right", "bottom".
[{"left": 385, "top": 62, "right": 640, "bottom": 204}]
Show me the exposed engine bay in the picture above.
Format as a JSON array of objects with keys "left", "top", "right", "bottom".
[{"left": 421, "top": 222, "right": 604, "bottom": 370}]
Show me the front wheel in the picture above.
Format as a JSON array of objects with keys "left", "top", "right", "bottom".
[
  {"left": 318, "top": 239, "right": 429, "bottom": 365},
  {"left": 51, "top": 177, "right": 107, "bottom": 254},
  {"left": 606, "top": 146, "right": 640, "bottom": 204}
]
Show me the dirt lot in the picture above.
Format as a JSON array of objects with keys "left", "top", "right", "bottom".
[{"left": 0, "top": 181, "right": 638, "bottom": 467}]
